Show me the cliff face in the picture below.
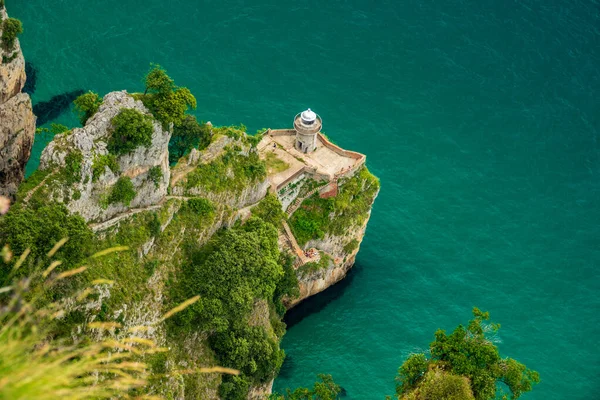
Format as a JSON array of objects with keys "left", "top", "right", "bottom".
[
  {"left": 0, "top": 7, "right": 35, "bottom": 198},
  {"left": 37, "top": 91, "right": 170, "bottom": 222}
]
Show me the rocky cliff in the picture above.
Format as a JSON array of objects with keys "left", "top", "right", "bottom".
[
  {"left": 0, "top": 6, "right": 35, "bottom": 198},
  {"left": 10, "top": 84, "right": 377, "bottom": 399},
  {"left": 37, "top": 91, "right": 170, "bottom": 222}
]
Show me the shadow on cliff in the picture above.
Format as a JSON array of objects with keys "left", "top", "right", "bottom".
[
  {"left": 33, "top": 89, "right": 84, "bottom": 126},
  {"left": 283, "top": 263, "right": 359, "bottom": 330},
  {"left": 24, "top": 62, "right": 37, "bottom": 95}
]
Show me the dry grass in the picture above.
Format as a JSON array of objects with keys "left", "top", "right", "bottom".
[{"left": 0, "top": 242, "right": 238, "bottom": 400}]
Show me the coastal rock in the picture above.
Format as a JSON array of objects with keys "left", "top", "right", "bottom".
[
  {"left": 0, "top": 7, "right": 35, "bottom": 198},
  {"left": 38, "top": 90, "right": 171, "bottom": 222}
]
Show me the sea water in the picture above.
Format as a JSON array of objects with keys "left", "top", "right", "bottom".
[{"left": 9, "top": 0, "right": 600, "bottom": 398}]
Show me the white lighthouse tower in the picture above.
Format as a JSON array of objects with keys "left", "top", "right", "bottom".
[{"left": 294, "top": 108, "right": 322, "bottom": 153}]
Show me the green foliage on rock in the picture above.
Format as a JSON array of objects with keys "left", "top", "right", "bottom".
[
  {"left": 1, "top": 17, "right": 22, "bottom": 52},
  {"left": 169, "top": 115, "right": 211, "bottom": 163},
  {"left": 0, "top": 203, "right": 93, "bottom": 282},
  {"left": 108, "top": 176, "right": 136, "bottom": 206},
  {"left": 147, "top": 165, "right": 162, "bottom": 188},
  {"left": 92, "top": 154, "right": 120, "bottom": 181},
  {"left": 108, "top": 108, "right": 154, "bottom": 155},
  {"left": 252, "top": 193, "right": 285, "bottom": 228},
  {"left": 395, "top": 308, "right": 540, "bottom": 400},
  {"left": 400, "top": 368, "right": 475, "bottom": 400},
  {"left": 185, "top": 147, "right": 266, "bottom": 194},
  {"left": 289, "top": 167, "right": 379, "bottom": 246},
  {"left": 73, "top": 91, "right": 102, "bottom": 125},
  {"left": 63, "top": 151, "right": 83, "bottom": 185},
  {"left": 271, "top": 374, "right": 341, "bottom": 400},
  {"left": 185, "top": 198, "right": 214, "bottom": 217},
  {"left": 140, "top": 64, "right": 197, "bottom": 127}
]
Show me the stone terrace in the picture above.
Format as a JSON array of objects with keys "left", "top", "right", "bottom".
[{"left": 258, "top": 130, "right": 364, "bottom": 191}]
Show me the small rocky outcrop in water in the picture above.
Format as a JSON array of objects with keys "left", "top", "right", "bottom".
[
  {"left": 0, "top": 6, "right": 35, "bottom": 198},
  {"left": 38, "top": 91, "right": 170, "bottom": 222}
]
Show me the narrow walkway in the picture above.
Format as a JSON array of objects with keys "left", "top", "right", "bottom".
[
  {"left": 286, "top": 186, "right": 321, "bottom": 216},
  {"left": 281, "top": 221, "right": 309, "bottom": 265},
  {"left": 89, "top": 203, "right": 165, "bottom": 232},
  {"left": 22, "top": 170, "right": 57, "bottom": 203}
]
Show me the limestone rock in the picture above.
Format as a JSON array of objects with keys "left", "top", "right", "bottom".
[
  {"left": 0, "top": 7, "right": 35, "bottom": 198},
  {"left": 39, "top": 91, "right": 171, "bottom": 222}
]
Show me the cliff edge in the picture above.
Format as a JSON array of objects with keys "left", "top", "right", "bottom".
[{"left": 0, "top": 6, "right": 35, "bottom": 198}]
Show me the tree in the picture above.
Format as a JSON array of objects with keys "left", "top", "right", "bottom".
[
  {"left": 252, "top": 193, "right": 285, "bottom": 228},
  {"left": 107, "top": 108, "right": 154, "bottom": 155},
  {"left": 140, "top": 65, "right": 196, "bottom": 127},
  {"left": 271, "top": 374, "right": 341, "bottom": 400},
  {"left": 144, "top": 64, "right": 174, "bottom": 95},
  {"left": 108, "top": 176, "right": 136, "bottom": 206},
  {"left": 1, "top": 18, "right": 23, "bottom": 52},
  {"left": 73, "top": 91, "right": 102, "bottom": 125},
  {"left": 169, "top": 115, "right": 211, "bottom": 163},
  {"left": 395, "top": 308, "right": 540, "bottom": 400}
]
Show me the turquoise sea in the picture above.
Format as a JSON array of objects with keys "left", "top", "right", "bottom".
[{"left": 9, "top": 0, "right": 600, "bottom": 398}]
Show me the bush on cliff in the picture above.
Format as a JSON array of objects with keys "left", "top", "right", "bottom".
[
  {"left": 107, "top": 108, "right": 154, "bottom": 155},
  {"left": 108, "top": 176, "right": 136, "bottom": 206},
  {"left": 270, "top": 374, "right": 341, "bottom": 400},
  {"left": 395, "top": 308, "right": 540, "bottom": 400},
  {"left": 1, "top": 18, "right": 22, "bottom": 52},
  {"left": 140, "top": 64, "right": 197, "bottom": 127},
  {"left": 73, "top": 91, "right": 102, "bottom": 125},
  {"left": 169, "top": 115, "right": 211, "bottom": 163},
  {"left": 0, "top": 203, "right": 93, "bottom": 283}
]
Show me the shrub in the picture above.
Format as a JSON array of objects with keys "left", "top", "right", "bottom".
[
  {"left": 92, "top": 154, "right": 120, "bottom": 181},
  {"left": 169, "top": 115, "right": 211, "bottom": 163},
  {"left": 1, "top": 18, "right": 23, "bottom": 52},
  {"left": 252, "top": 193, "right": 284, "bottom": 228},
  {"left": 185, "top": 198, "right": 213, "bottom": 216},
  {"left": 107, "top": 108, "right": 154, "bottom": 155},
  {"left": 140, "top": 64, "right": 197, "bottom": 127},
  {"left": 63, "top": 151, "right": 83, "bottom": 185},
  {"left": 0, "top": 203, "right": 93, "bottom": 282},
  {"left": 73, "top": 91, "right": 102, "bottom": 125},
  {"left": 108, "top": 176, "right": 136, "bottom": 206},
  {"left": 147, "top": 166, "right": 162, "bottom": 188}
]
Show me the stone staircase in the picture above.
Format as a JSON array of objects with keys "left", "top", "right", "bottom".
[{"left": 286, "top": 186, "right": 321, "bottom": 216}]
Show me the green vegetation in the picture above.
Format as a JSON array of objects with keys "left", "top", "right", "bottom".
[
  {"left": 0, "top": 203, "right": 93, "bottom": 282},
  {"left": 289, "top": 167, "right": 379, "bottom": 246},
  {"left": 395, "top": 308, "right": 540, "bottom": 400},
  {"left": 139, "top": 64, "right": 197, "bottom": 127},
  {"left": 185, "top": 147, "right": 266, "bottom": 194},
  {"left": 35, "top": 123, "right": 70, "bottom": 136},
  {"left": 63, "top": 151, "right": 83, "bottom": 185},
  {"left": 169, "top": 216, "right": 293, "bottom": 399},
  {"left": 107, "top": 108, "right": 154, "bottom": 155},
  {"left": 265, "top": 151, "right": 290, "bottom": 175},
  {"left": 170, "top": 114, "right": 211, "bottom": 163},
  {"left": 271, "top": 374, "right": 341, "bottom": 400},
  {"left": 108, "top": 176, "right": 136, "bottom": 206},
  {"left": 147, "top": 165, "right": 163, "bottom": 188},
  {"left": 252, "top": 193, "right": 285, "bottom": 228},
  {"left": 92, "top": 153, "right": 119, "bottom": 181},
  {"left": 185, "top": 197, "right": 214, "bottom": 217},
  {"left": 297, "top": 251, "right": 331, "bottom": 277},
  {"left": 343, "top": 238, "right": 359, "bottom": 254},
  {"left": 1, "top": 17, "right": 22, "bottom": 52},
  {"left": 73, "top": 91, "right": 102, "bottom": 125}
]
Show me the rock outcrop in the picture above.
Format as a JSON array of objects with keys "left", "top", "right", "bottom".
[
  {"left": 0, "top": 6, "right": 35, "bottom": 198},
  {"left": 38, "top": 91, "right": 170, "bottom": 222}
]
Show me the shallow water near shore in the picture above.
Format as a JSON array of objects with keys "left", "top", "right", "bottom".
[{"left": 10, "top": 0, "right": 600, "bottom": 398}]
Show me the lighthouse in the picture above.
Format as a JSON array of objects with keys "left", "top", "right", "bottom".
[{"left": 294, "top": 108, "right": 322, "bottom": 153}]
